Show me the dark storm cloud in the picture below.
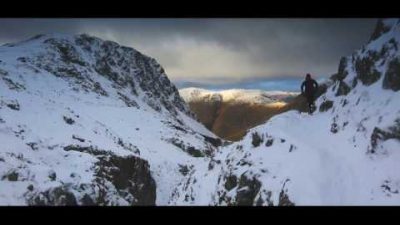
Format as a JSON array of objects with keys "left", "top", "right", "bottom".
[{"left": 0, "top": 18, "right": 378, "bottom": 81}]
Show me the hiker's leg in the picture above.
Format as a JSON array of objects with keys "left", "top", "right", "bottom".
[
  {"left": 309, "top": 95, "right": 315, "bottom": 113},
  {"left": 306, "top": 95, "right": 313, "bottom": 113}
]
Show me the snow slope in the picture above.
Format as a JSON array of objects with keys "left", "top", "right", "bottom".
[
  {"left": 0, "top": 33, "right": 220, "bottom": 205},
  {"left": 170, "top": 19, "right": 400, "bottom": 205}
]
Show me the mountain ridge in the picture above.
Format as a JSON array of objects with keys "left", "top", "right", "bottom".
[{"left": 0, "top": 32, "right": 219, "bottom": 205}]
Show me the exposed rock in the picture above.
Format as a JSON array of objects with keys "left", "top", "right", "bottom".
[
  {"left": 369, "top": 19, "right": 392, "bottom": 42},
  {"left": 335, "top": 57, "right": 349, "bottom": 81},
  {"left": 383, "top": 58, "right": 400, "bottom": 91},
  {"left": 355, "top": 55, "right": 382, "bottom": 86},
  {"left": 224, "top": 174, "right": 238, "bottom": 191},
  {"left": 48, "top": 170, "right": 57, "bottom": 181},
  {"left": 7, "top": 101, "right": 20, "bottom": 111},
  {"left": 28, "top": 149, "right": 157, "bottom": 206},
  {"left": 168, "top": 138, "right": 205, "bottom": 157},
  {"left": 319, "top": 100, "right": 333, "bottom": 112},
  {"left": 278, "top": 190, "right": 295, "bottom": 206},
  {"left": 265, "top": 138, "right": 274, "bottom": 147},
  {"left": 341, "top": 99, "right": 349, "bottom": 107},
  {"left": 251, "top": 132, "right": 263, "bottom": 147},
  {"left": 331, "top": 122, "right": 339, "bottom": 134},
  {"left": 381, "top": 180, "right": 399, "bottom": 195},
  {"left": 63, "top": 145, "right": 110, "bottom": 156},
  {"left": 93, "top": 82, "right": 108, "bottom": 96},
  {"left": 26, "top": 142, "right": 38, "bottom": 151},
  {"left": 46, "top": 38, "right": 86, "bottom": 66},
  {"left": 202, "top": 135, "right": 222, "bottom": 148},
  {"left": 72, "top": 135, "right": 85, "bottom": 142},
  {"left": 370, "top": 119, "right": 400, "bottom": 153},
  {"left": 187, "top": 147, "right": 204, "bottom": 158},
  {"left": 289, "top": 144, "right": 296, "bottom": 153},
  {"left": 63, "top": 116, "right": 75, "bottom": 125},
  {"left": 2, "top": 170, "right": 19, "bottom": 181},
  {"left": 28, "top": 186, "right": 78, "bottom": 206},
  {"left": 2, "top": 77, "right": 26, "bottom": 91},
  {"left": 81, "top": 194, "right": 96, "bottom": 206},
  {"left": 117, "top": 92, "right": 139, "bottom": 108},
  {"left": 27, "top": 184, "right": 34, "bottom": 192},
  {"left": 95, "top": 154, "right": 156, "bottom": 205},
  {"left": 178, "top": 164, "right": 191, "bottom": 176},
  {"left": 336, "top": 81, "right": 351, "bottom": 96},
  {"left": 235, "top": 174, "right": 261, "bottom": 206}
]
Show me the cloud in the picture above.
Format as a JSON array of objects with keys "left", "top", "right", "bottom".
[
  {"left": 0, "top": 18, "right": 378, "bottom": 82},
  {"left": 134, "top": 37, "right": 263, "bottom": 79}
]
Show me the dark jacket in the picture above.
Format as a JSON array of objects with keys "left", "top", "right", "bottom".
[{"left": 301, "top": 78, "right": 318, "bottom": 96}]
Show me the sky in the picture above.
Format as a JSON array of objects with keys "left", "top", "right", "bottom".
[{"left": 0, "top": 18, "right": 378, "bottom": 90}]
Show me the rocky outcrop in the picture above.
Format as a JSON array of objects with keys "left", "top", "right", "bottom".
[
  {"left": 355, "top": 53, "right": 382, "bottom": 86},
  {"left": 335, "top": 81, "right": 351, "bottom": 96},
  {"left": 319, "top": 100, "right": 334, "bottom": 112},
  {"left": 383, "top": 58, "right": 400, "bottom": 91},
  {"left": 235, "top": 174, "right": 262, "bottom": 206},
  {"left": 27, "top": 150, "right": 156, "bottom": 206},
  {"left": 369, "top": 19, "right": 393, "bottom": 42},
  {"left": 251, "top": 132, "right": 263, "bottom": 147},
  {"left": 369, "top": 119, "right": 400, "bottom": 154},
  {"left": 27, "top": 185, "right": 78, "bottom": 206},
  {"left": 94, "top": 154, "right": 156, "bottom": 205}
]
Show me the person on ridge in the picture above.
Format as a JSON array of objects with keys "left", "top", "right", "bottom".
[{"left": 301, "top": 73, "right": 319, "bottom": 114}]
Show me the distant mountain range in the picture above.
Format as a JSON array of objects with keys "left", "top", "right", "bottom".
[
  {"left": 174, "top": 77, "right": 325, "bottom": 92},
  {"left": 179, "top": 88, "right": 299, "bottom": 140}
]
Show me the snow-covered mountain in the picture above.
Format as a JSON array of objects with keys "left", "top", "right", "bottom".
[
  {"left": 169, "top": 19, "right": 400, "bottom": 205},
  {"left": 0, "top": 33, "right": 221, "bottom": 205},
  {"left": 1, "top": 18, "right": 399, "bottom": 206},
  {"left": 179, "top": 88, "right": 298, "bottom": 105},
  {"left": 179, "top": 88, "right": 298, "bottom": 141}
]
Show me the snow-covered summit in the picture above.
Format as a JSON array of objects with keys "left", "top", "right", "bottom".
[
  {"left": 1, "top": 33, "right": 193, "bottom": 118},
  {"left": 179, "top": 87, "right": 298, "bottom": 104}
]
